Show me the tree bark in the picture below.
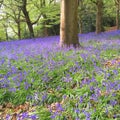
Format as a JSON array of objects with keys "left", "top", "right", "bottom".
[
  {"left": 115, "top": 0, "right": 120, "bottom": 29},
  {"left": 17, "top": 10, "right": 21, "bottom": 39},
  {"left": 96, "top": 0, "right": 103, "bottom": 34},
  {"left": 17, "top": 22, "right": 21, "bottom": 39},
  {"left": 60, "top": 0, "right": 80, "bottom": 48},
  {"left": 3, "top": 24, "right": 9, "bottom": 41},
  {"left": 21, "top": 0, "right": 34, "bottom": 38},
  {"left": 78, "top": 0, "right": 83, "bottom": 34}
]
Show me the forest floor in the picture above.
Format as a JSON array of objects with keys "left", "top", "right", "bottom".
[{"left": 0, "top": 30, "right": 120, "bottom": 120}]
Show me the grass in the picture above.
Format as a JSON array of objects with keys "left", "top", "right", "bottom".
[{"left": 0, "top": 31, "right": 120, "bottom": 120}]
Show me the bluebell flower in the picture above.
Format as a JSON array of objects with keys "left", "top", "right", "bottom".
[
  {"left": 83, "top": 110, "right": 91, "bottom": 119},
  {"left": 22, "top": 112, "right": 29, "bottom": 119},
  {"left": 90, "top": 86, "right": 94, "bottom": 92},
  {"left": 42, "top": 93, "right": 47, "bottom": 102},
  {"left": 90, "top": 94, "right": 98, "bottom": 101},
  {"left": 74, "top": 108, "right": 80, "bottom": 113},
  {"left": 79, "top": 96, "right": 83, "bottom": 103},
  {"left": 6, "top": 114, "right": 11, "bottom": 120},
  {"left": 30, "top": 114, "right": 38, "bottom": 120},
  {"left": 75, "top": 117, "right": 80, "bottom": 120},
  {"left": 56, "top": 103, "right": 64, "bottom": 112},
  {"left": 110, "top": 100, "right": 117, "bottom": 106}
]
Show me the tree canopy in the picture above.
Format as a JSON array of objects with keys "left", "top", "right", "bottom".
[{"left": 0, "top": 0, "right": 119, "bottom": 41}]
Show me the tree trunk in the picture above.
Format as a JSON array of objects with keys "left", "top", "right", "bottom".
[
  {"left": 79, "top": 19, "right": 83, "bottom": 34},
  {"left": 60, "top": 0, "right": 80, "bottom": 48},
  {"left": 96, "top": 0, "right": 103, "bottom": 34},
  {"left": 22, "top": 0, "right": 34, "bottom": 38},
  {"left": 17, "top": 10, "right": 21, "bottom": 39},
  {"left": 3, "top": 24, "right": 9, "bottom": 41},
  {"left": 18, "top": 22, "right": 21, "bottom": 39},
  {"left": 78, "top": 0, "right": 83, "bottom": 34},
  {"left": 115, "top": 0, "right": 120, "bottom": 29}
]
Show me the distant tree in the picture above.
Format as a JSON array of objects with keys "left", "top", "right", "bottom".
[
  {"left": 114, "top": 0, "right": 120, "bottom": 29},
  {"left": 21, "top": 0, "right": 35, "bottom": 38},
  {"left": 2, "top": 17, "right": 9, "bottom": 40},
  {"left": 96, "top": 0, "right": 103, "bottom": 34},
  {"left": 0, "top": 11, "right": 9, "bottom": 40},
  {"left": 60, "top": 0, "right": 80, "bottom": 48},
  {"left": 78, "top": 0, "right": 84, "bottom": 34},
  {"left": 17, "top": 0, "right": 41, "bottom": 38},
  {"left": 1, "top": 0, "right": 24, "bottom": 40},
  {"left": 91, "top": 0, "right": 103, "bottom": 34}
]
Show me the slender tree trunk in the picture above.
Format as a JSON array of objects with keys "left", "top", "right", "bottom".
[
  {"left": 40, "top": 0, "right": 48, "bottom": 36},
  {"left": 17, "top": 10, "right": 21, "bottom": 39},
  {"left": 3, "top": 24, "right": 9, "bottom": 41},
  {"left": 79, "top": 20, "right": 83, "bottom": 34},
  {"left": 5, "top": 28, "right": 9, "bottom": 41},
  {"left": 96, "top": 0, "right": 103, "bottom": 34},
  {"left": 17, "top": 22, "right": 21, "bottom": 39},
  {"left": 22, "top": 0, "right": 34, "bottom": 38},
  {"left": 115, "top": 0, "right": 120, "bottom": 29},
  {"left": 78, "top": 0, "right": 83, "bottom": 34},
  {"left": 60, "top": 0, "right": 80, "bottom": 48},
  {"left": 43, "top": 15, "right": 48, "bottom": 36},
  {"left": 44, "top": 24, "right": 48, "bottom": 36}
]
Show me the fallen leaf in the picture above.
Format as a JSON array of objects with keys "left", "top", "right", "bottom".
[{"left": 11, "top": 113, "right": 17, "bottom": 120}]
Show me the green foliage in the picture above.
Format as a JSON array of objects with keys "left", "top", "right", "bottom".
[
  {"left": 0, "top": 0, "right": 119, "bottom": 40},
  {"left": 78, "top": 0, "right": 117, "bottom": 33}
]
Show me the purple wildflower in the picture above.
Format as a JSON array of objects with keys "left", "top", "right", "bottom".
[
  {"left": 110, "top": 100, "right": 117, "bottom": 106},
  {"left": 75, "top": 117, "right": 80, "bottom": 120},
  {"left": 63, "top": 74, "right": 72, "bottom": 83},
  {"left": 29, "top": 114, "right": 38, "bottom": 120},
  {"left": 42, "top": 93, "right": 47, "bottom": 102},
  {"left": 90, "top": 86, "right": 94, "bottom": 92},
  {"left": 90, "top": 94, "right": 98, "bottom": 101},
  {"left": 24, "top": 82, "right": 30, "bottom": 90},
  {"left": 79, "top": 96, "right": 83, "bottom": 103},
  {"left": 21, "top": 112, "right": 29, "bottom": 119},
  {"left": 6, "top": 114, "right": 11, "bottom": 120},
  {"left": 56, "top": 103, "right": 64, "bottom": 112},
  {"left": 74, "top": 108, "right": 80, "bottom": 113},
  {"left": 83, "top": 110, "right": 91, "bottom": 120}
]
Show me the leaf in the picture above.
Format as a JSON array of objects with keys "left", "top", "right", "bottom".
[{"left": 11, "top": 113, "right": 17, "bottom": 120}]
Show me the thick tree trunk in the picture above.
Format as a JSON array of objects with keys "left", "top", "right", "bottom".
[
  {"left": 96, "top": 0, "right": 103, "bottom": 34},
  {"left": 60, "top": 0, "right": 80, "bottom": 48},
  {"left": 22, "top": 0, "right": 34, "bottom": 38}
]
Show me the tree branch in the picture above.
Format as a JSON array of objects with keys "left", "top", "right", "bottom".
[
  {"left": 0, "top": 0, "right": 3, "bottom": 8},
  {"left": 90, "top": 0, "right": 97, "bottom": 5},
  {"left": 9, "top": 24, "right": 18, "bottom": 36},
  {"left": 114, "top": 0, "right": 120, "bottom": 5},
  {"left": 32, "top": 14, "right": 41, "bottom": 25}
]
